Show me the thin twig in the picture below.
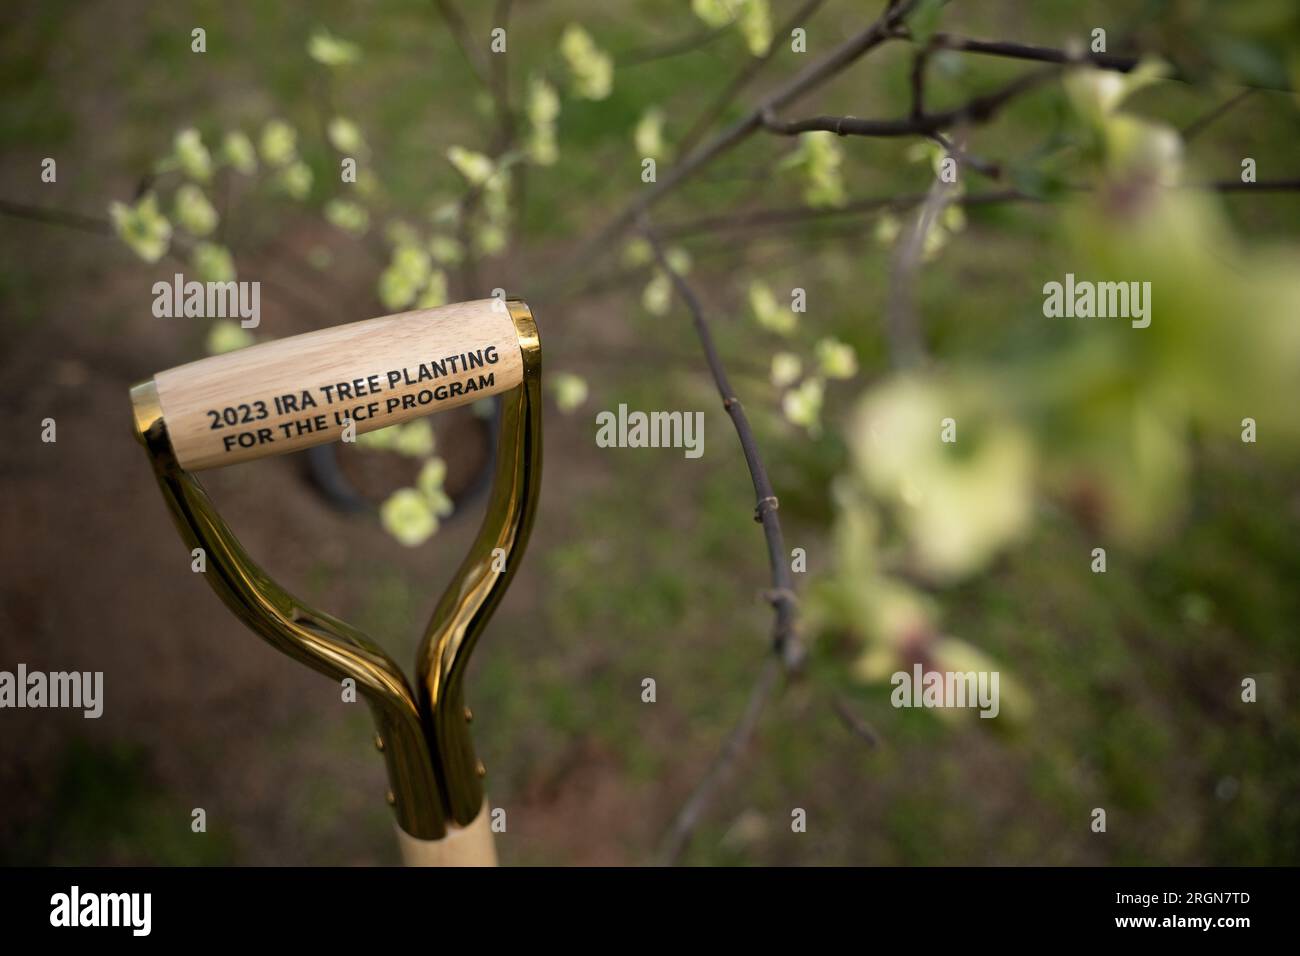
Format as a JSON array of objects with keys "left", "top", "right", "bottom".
[
  {"left": 909, "top": 42, "right": 933, "bottom": 118},
  {"left": 488, "top": 0, "right": 515, "bottom": 150},
  {"left": 1208, "top": 177, "right": 1300, "bottom": 192},
  {"left": 431, "top": 0, "right": 490, "bottom": 87},
  {"left": 928, "top": 132, "right": 1002, "bottom": 179},
  {"left": 644, "top": 215, "right": 809, "bottom": 863},
  {"left": 617, "top": 24, "right": 733, "bottom": 67},
  {"left": 913, "top": 32, "right": 1292, "bottom": 92},
  {"left": 0, "top": 199, "right": 110, "bottom": 235},
  {"left": 642, "top": 222, "right": 802, "bottom": 670},
  {"left": 1181, "top": 87, "right": 1255, "bottom": 142},
  {"left": 433, "top": 0, "right": 519, "bottom": 298},
  {"left": 916, "top": 32, "right": 1296, "bottom": 92},
  {"left": 652, "top": 177, "right": 1300, "bottom": 239},
  {"left": 833, "top": 696, "right": 882, "bottom": 748},
  {"left": 925, "top": 32, "right": 1140, "bottom": 73},
  {"left": 659, "top": 657, "right": 782, "bottom": 865},
  {"left": 654, "top": 188, "right": 1035, "bottom": 239},
  {"left": 0, "top": 199, "right": 342, "bottom": 321},
  {"left": 760, "top": 65, "right": 1058, "bottom": 138}
]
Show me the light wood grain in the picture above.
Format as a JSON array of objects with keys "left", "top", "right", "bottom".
[
  {"left": 395, "top": 802, "right": 498, "bottom": 867},
  {"left": 151, "top": 299, "right": 524, "bottom": 470}
]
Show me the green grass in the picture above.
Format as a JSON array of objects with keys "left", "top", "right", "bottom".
[{"left": 4, "top": 738, "right": 239, "bottom": 866}]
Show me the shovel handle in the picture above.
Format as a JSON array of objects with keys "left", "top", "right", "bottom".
[{"left": 144, "top": 298, "right": 526, "bottom": 471}]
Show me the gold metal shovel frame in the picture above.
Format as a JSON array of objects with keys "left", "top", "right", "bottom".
[{"left": 129, "top": 299, "right": 541, "bottom": 864}]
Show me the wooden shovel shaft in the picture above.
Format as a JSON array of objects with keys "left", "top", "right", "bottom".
[{"left": 396, "top": 802, "right": 498, "bottom": 866}]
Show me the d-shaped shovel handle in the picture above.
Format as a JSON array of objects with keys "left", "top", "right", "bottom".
[{"left": 131, "top": 298, "right": 541, "bottom": 865}]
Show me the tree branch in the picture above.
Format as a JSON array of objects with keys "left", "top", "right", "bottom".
[
  {"left": 642, "top": 220, "right": 803, "bottom": 672},
  {"left": 0, "top": 198, "right": 110, "bottom": 235},
  {"left": 928, "top": 131, "right": 1002, "bottom": 179},
  {"left": 433, "top": 0, "right": 519, "bottom": 298},
  {"left": 654, "top": 188, "right": 1036, "bottom": 239},
  {"left": 488, "top": 0, "right": 515, "bottom": 150},
  {"left": 909, "top": 42, "right": 933, "bottom": 118},
  {"left": 557, "top": 0, "right": 920, "bottom": 284},
  {"left": 431, "top": 0, "right": 491, "bottom": 88},
  {"left": 640, "top": 217, "right": 807, "bottom": 864},
  {"left": 916, "top": 32, "right": 1295, "bottom": 92},
  {"left": 924, "top": 32, "right": 1140, "bottom": 73},
  {"left": 1208, "top": 177, "right": 1300, "bottom": 192},
  {"left": 653, "top": 178, "right": 1300, "bottom": 240},
  {"left": 1181, "top": 87, "right": 1255, "bottom": 142},
  {"left": 833, "top": 696, "right": 882, "bottom": 748},
  {"left": 760, "top": 65, "right": 1058, "bottom": 138},
  {"left": 658, "top": 657, "right": 781, "bottom": 865},
  {"left": 617, "top": 23, "right": 734, "bottom": 68},
  {"left": 0, "top": 200, "right": 362, "bottom": 326}
]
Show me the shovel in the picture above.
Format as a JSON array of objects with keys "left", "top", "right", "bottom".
[{"left": 129, "top": 298, "right": 542, "bottom": 865}]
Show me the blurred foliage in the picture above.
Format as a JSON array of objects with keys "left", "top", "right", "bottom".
[{"left": 813, "top": 60, "right": 1300, "bottom": 739}]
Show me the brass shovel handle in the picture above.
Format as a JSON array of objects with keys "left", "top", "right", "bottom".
[{"left": 131, "top": 299, "right": 542, "bottom": 850}]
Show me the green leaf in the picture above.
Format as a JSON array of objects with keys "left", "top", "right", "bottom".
[
  {"left": 174, "top": 184, "right": 218, "bottom": 237},
  {"left": 552, "top": 373, "right": 589, "bottom": 413},
  {"left": 326, "top": 117, "right": 367, "bottom": 155},
  {"left": 307, "top": 28, "right": 361, "bottom": 67},
  {"left": 108, "top": 193, "right": 171, "bottom": 264},
  {"left": 816, "top": 337, "right": 859, "bottom": 379},
  {"left": 173, "top": 128, "right": 212, "bottom": 182},
  {"left": 222, "top": 131, "right": 257, "bottom": 174},
  {"left": 770, "top": 352, "right": 802, "bottom": 387},
  {"left": 380, "top": 488, "right": 438, "bottom": 547},
  {"left": 324, "top": 199, "right": 369, "bottom": 235},
  {"left": 260, "top": 119, "right": 298, "bottom": 167},
  {"left": 206, "top": 319, "right": 253, "bottom": 355},
  {"left": 191, "top": 241, "right": 236, "bottom": 283},
  {"left": 393, "top": 420, "right": 435, "bottom": 458}
]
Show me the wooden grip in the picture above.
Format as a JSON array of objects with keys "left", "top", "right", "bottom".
[
  {"left": 395, "top": 803, "right": 498, "bottom": 867},
  {"left": 148, "top": 299, "right": 526, "bottom": 471}
]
